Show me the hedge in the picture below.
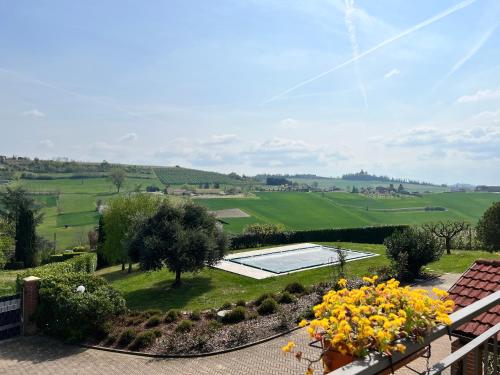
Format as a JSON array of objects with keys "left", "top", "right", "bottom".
[
  {"left": 16, "top": 252, "right": 97, "bottom": 290},
  {"left": 46, "top": 252, "right": 88, "bottom": 264},
  {"left": 229, "top": 225, "right": 409, "bottom": 249}
]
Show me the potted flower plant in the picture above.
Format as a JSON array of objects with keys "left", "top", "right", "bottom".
[{"left": 282, "top": 276, "right": 454, "bottom": 374}]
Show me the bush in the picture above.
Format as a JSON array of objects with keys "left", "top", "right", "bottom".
[
  {"left": 16, "top": 252, "right": 97, "bottom": 290},
  {"left": 284, "top": 282, "right": 305, "bottom": 295},
  {"left": 47, "top": 252, "right": 87, "bottom": 264},
  {"left": 35, "top": 272, "right": 126, "bottom": 342},
  {"left": 189, "top": 310, "right": 201, "bottom": 321},
  {"left": 476, "top": 202, "right": 500, "bottom": 251},
  {"left": 220, "top": 301, "right": 232, "bottom": 310},
  {"left": 175, "top": 319, "right": 194, "bottom": 333},
  {"left": 130, "top": 329, "right": 159, "bottom": 350},
  {"left": 4, "top": 261, "right": 24, "bottom": 270},
  {"left": 118, "top": 328, "right": 137, "bottom": 347},
  {"left": 384, "top": 227, "right": 443, "bottom": 281},
  {"left": 221, "top": 306, "right": 246, "bottom": 324},
  {"left": 235, "top": 299, "right": 246, "bottom": 307},
  {"left": 146, "top": 186, "right": 160, "bottom": 192},
  {"left": 145, "top": 315, "right": 161, "bottom": 328},
  {"left": 277, "top": 291, "right": 296, "bottom": 304},
  {"left": 255, "top": 293, "right": 275, "bottom": 306},
  {"left": 257, "top": 298, "right": 278, "bottom": 315},
  {"left": 143, "top": 309, "right": 162, "bottom": 318},
  {"left": 230, "top": 225, "right": 409, "bottom": 249},
  {"left": 164, "top": 309, "right": 180, "bottom": 323}
]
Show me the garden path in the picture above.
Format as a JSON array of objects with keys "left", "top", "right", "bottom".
[{"left": 0, "top": 273, "right": 460, "bottom": 375}]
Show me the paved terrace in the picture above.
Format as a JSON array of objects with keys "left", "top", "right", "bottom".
[{"left": 0, "top": 274, "right": 460, "bottom": 375}]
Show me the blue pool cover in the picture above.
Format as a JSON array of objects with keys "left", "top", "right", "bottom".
[{"left": 229, "top": 246, "right": 375, "bottom": 274}]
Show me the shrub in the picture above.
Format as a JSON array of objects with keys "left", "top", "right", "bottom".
[
  {"left": 4, "top": 261, "right": 24, "bottom": 270},
  {"left": 143, "top": 309, "right": 162, "bottom": 318},
  {"left": 284, "top": 282, "right": 305, "bottom": 295},
  {"left": 16, "top": 252, "right": 97, "bottom": 290},
  {"left": 277, "top": 291, "right": 296, "bottom": 304},
  {"left": 221, "top": 306, "right": 246, "bottom": 324},
  {"left": 257, "top": 298, "right": 278, "bottom": 315},
  {"left": 145, "top": 315, "right": 161, "bottom": 328},
  {"left": 189, "top": 310, "right": 201, "bottom": 321},
  {"left": 164, "top": 309, "right": 180, "bottom": 323},
  {"left": 255, "top": 293, "right": 275, "bottom": 306},
  {"left": 130, "top": 330, "right": 159, "bottom": 350},
  {"left": 35, "top": 272, "right": 126, "bottom": 342},
  {"left": 118, "top": 328, "right": 137, "bottom": 347},
  {"left": 384, "top": 227, "right": 443, "bottom": 281},
  {"left": 235, "top": 299, "right": 246, "bottom": 307},
  {"left": 104, "top": 333, "right": 118, "bottom": 346},
  {"left": 476, "top": 202, "right": 500, "bottom": 251},
  {"left": 220, "top": 301, "right": 232, "bottom": 310},
  {"left": 176, "top": 319, "right": 194, "bottom": 333}
]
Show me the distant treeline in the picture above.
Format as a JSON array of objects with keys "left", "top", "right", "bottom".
[
  {"left": 475, "top": 185, "right": 500, "bottom": 192},
  {"left": 256, "top": 173, "right": 331, "bottom": 180},
  {"left": 341, "top": 170, "right": 438, "bottom": 186},
  {"left": 0, "top": 156, "right": 151, "bottom": 175}
]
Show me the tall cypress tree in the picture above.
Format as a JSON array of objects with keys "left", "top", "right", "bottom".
[
  {"left": 15, "top": 206, "right": 37, "bottom": 267},
  {"left": 96, "top": 215, "right": 108, "bottom": 269}
]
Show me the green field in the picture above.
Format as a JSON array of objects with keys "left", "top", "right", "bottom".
[
  {"left": 199, "top": 192, "right": 500, "bottom": 233},
  {"left": 3, "top": 175, "right": 164, "bottom": 250}
]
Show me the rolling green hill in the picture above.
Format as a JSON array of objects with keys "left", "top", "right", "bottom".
[
  {"left": 198, "top": 192, "right": 500, "bottom": 233},
  {"left": 153, "top": 167, "right": 254, "bottom": 186}
]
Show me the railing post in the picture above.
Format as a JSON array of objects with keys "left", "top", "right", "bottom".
[{"left": 22, "top": 276, "right": 41, "bottom": 335}]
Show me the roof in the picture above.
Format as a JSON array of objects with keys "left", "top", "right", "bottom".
[{"left": 447, "top": 259, "right": 500, "bottom": 340}]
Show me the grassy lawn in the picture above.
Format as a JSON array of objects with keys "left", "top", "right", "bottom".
[{"left": 96, "top": 243, "right": 500, "bottom": 312}]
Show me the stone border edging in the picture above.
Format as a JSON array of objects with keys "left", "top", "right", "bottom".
[{"left": 79, "top": 325, "right": 302, "bottom": 358}]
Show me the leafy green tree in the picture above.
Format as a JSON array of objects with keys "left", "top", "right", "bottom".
[
  {"left": 132, "top": 201, "right": 227, "bottom": 287},
  {"left": 422, "top": 221, "right": 470, "bottom": 255},
  {"left": 109, "top": 167, "right": 126, "bottom": 193},
  {"left": 384, "top": 227, "right": 443, "bottom": 281},
  {"left": 0, "top": 186, "right": 43, "bottom": 225},
  {"left": 476, "top": 202, "right": 500, "bottom": 251},
  {"left": 102, "top": 194, "right": 162, "bottom": 271},
  {"left": 96, "top": 215, "right": 108, "bottom": 269}
]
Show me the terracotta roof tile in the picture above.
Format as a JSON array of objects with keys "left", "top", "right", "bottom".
[{"left": 448, "top": 259, "right": 500, "bottom": 339}]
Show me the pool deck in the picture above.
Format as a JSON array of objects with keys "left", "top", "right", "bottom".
[{"left": 213, "top": 243, "right": 378, "bottom": 279}]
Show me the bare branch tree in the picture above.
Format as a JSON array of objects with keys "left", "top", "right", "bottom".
[{"left": 422, "top": 221, "right": 470, "bottom": 255}]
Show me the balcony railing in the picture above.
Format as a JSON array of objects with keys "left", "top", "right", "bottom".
[{"left": 327, "top": 290, "right": 500, "bottom": 375}]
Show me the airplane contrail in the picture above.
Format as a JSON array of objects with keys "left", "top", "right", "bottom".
[
  {"left": 433, "top": 22, "right": 499, "bottom": 90},
  {"left": 263, "top": 0, "right": 477, "bottom": 104}
]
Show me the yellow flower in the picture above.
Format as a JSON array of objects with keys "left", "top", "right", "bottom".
[
  {"left": 282, "top": 341, "right": 295, "bottom": 353},
  {"left": 298, "top": 319, "right": 308, "bottom": 328},
  {"left": 338, "top": 278, "right": 348, "bottom": 288},
  {"left": 306, "top": 367, "right": 314, "bottom": 375},
  {"left": 395, "top": 344, "right": 406, "bottom": 353}
]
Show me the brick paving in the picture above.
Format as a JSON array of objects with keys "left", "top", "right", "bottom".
[{"left": 0, "top": 273, "right": 460, "bottom": 375}]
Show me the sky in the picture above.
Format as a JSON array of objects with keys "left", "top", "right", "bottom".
[{"left": 1, "top": 0, "right": 500, "bottom": 185}]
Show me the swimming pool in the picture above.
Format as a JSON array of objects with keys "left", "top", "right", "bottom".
[{"left": 225, "top": 243, "right": 377, "bottom": 275}]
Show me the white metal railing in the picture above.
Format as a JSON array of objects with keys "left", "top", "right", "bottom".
[{"left": 327, "top": 290, "right": 500, "bottom": 375}]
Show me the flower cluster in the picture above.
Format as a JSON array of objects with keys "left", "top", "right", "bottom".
[{"left": 283, "top": 276, "right": 454, "bottom": 361}]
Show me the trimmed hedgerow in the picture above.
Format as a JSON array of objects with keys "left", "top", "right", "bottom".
[
  {"left": 35, "top": 272, "right": 126, "bottom": 342},
  {"left": 16, "top": 252, "right": 97, "bottom": 290},
  {"left": 229, "top": 225, "right": 409, "bottom": 249}
]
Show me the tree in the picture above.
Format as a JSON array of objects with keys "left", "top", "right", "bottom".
[
  {"left": 132, "top": 201, "right": 227, "bottom": 287},
  {"left": 15, "top": 205, "right": 37, "bottom": 267},
  {"left": 384, "top": 227, "right": 443, "bottom": 281},
  {"left": 102, "top": 194, "right": 162, "bottom": 271},
  {"left": 397, "top": 184, "right": 405, "bottom": 193},
  {"left": 476, "top": 202, "right": 500, "bottom": 251},
  {"left": 0, "top": 186, "right": 43, "bottom": 225},
  {"left": 0, "top": 218, "right": 14, "bottom": 269},
  {"left": 422, "top": 221, "right": 470, "bottom": 255},
  {"left": 109, "top": 167, "right": 126, "bottom": 193},
  {"left": 96, "top": 215, "right": 108, "bottom": 269}
]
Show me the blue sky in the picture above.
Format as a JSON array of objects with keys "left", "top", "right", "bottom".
[{"left": 1, "top": 0, "right": 500, "bottom": 184}]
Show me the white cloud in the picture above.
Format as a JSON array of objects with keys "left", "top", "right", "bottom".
[
  {"left": 199, "top": 134, "right": 238, "bottom": 146},
  {"left": 118, "top": 133, "right": 138, "bottom": 143},
  {"left": 384, "top": 68, "right": 400, "bottom": 79},
  {"left": 384, "top": 126, "right": 500, "bottom": 160},
  {"left": 279, "top": 118, "right": 300, "bottom": 130},
  {"left": 23, "top": 109, "right": 46, "bottom": 118},
  {"left": 472, "top": 109, "right": 500, "bottom": 124},
  {"left": 39, "top": 139, "right": 54, "bottom": 148},
  {"left": 457, "top": 89, "right": 500, "bottom": 103}
]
